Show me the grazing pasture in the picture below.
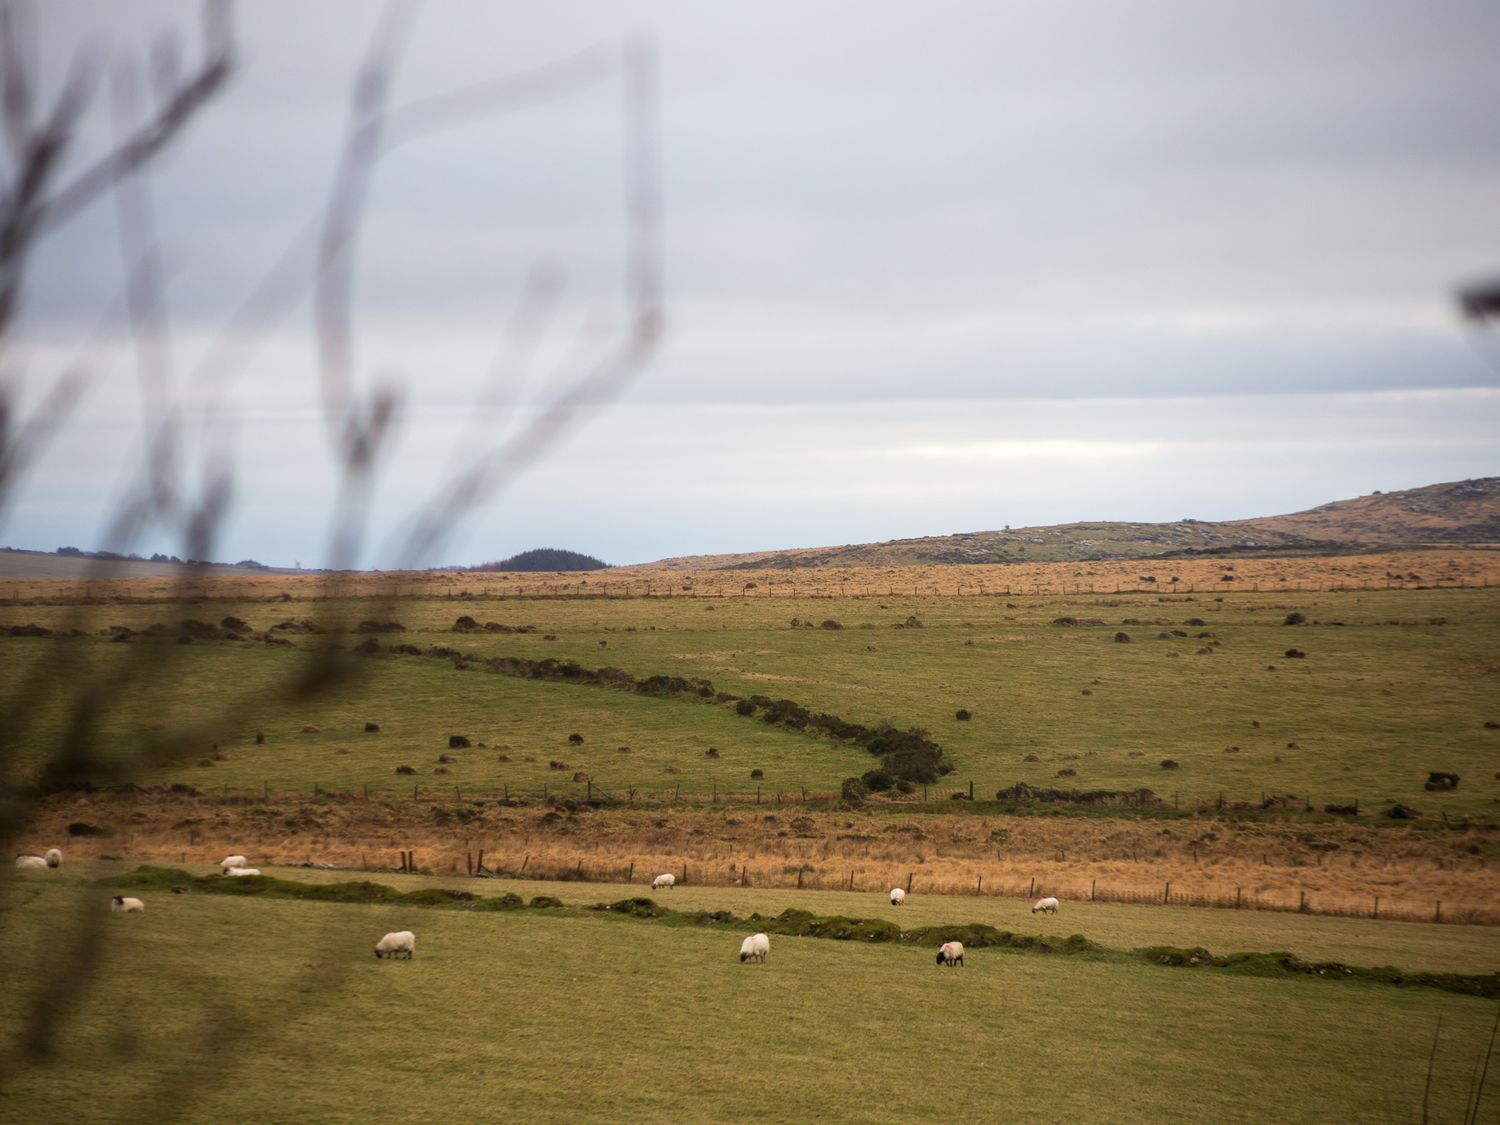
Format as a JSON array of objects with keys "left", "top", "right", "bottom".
[
  {"left": 1, "top": 871, "right": 1495, "bottom": 1124},
  {"left": 2, "top": 582, "right": 1497, "bottom": 816}
]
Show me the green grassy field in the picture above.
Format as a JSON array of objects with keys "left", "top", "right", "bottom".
[
  {"left": 2, "top": 870, "right": 1496, "bottom": 1124},
  {"left": 2, "top": 587, "right": 1498, "bottom": 812},
  {"left": 147, "top": 861, "right": 1500, "bottom": 976}
]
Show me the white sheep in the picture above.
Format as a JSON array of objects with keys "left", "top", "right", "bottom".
[
  {"left": 738, "top": 932, "right": 770, "bottom": 963},
  {"left": 375, "top": 930, "right": 415, "bottom": 960},
  {"left": 936, "top": 941, "right": 964, "bottom": 968},
  {"left": 651, "top": 873, "right": 675, "bottom": 890},
  {"left": 220, "top": 854, "right": 248, "bottom": 873},
  {"left": 225, "top": 867, "right": 261, "bottom": 877},
  {"left": 111, "top": 896, "right": 145, "bottom": 913},
  {"left": 15, "top": 855, "right": 49, "bottom": 870},
  {"left": 45, "top": 848, "right": 62, "bottom": 868},
  {"left": 890, "top": 887, "right": 906, "bottom": 907},
  {"left": 1032, "top": 896, "right": 1059, "bottom": 914}
]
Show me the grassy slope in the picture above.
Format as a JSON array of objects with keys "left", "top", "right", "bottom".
[
  {"left": 2, "top": 875, "right": 1496, "bottom": 1124},
  {"left": 1, "top": 587, "right": 1497, "bottom": 811}
]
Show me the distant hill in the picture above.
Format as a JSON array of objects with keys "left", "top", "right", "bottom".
[
  {"left": 633, "top": 477, "right": 1500, "bottom": 571},
  {"left": 470, "top": 548, "right": 609, "bottom": 573}
]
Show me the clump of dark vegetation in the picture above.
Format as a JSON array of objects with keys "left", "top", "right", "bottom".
[
  {"left": 1114, "top": 632, "right": 1132, "bottom": 643},
  {"left": 954, "top": 709, "right": 972, "bottom": 721},
  {"left": 470, "top": 548, "right": 608, "bottom": 572},
  {"left": 750, "top": 768, "right": 765, "bottom": 779},
  {"left": 1284, "top": 648, "right": 1306, "bottom": 659},
  {"left": 996, "top": 782, "right": 1166, "bottom": 809},
  {"left": 67, "top": 821, "right": 106, "bottom": 837},
  {"left": 568, "top": 733, "right": 584, "bottom": 745},
  {"left": 1385, "top": 803, "right": 1420, "bottom": 819},
  {"left": 394, "top": 765, "right": 416, "bottom": 776},
  {"left": 1160, "top": 759, "right": 1180, "bottom": 770},
  {"left": 356, "top": 621, "right": 406, "bottom": 633},
  {"left": 820, "top": 619, "right": 843, "bottom": 630},
  {"left": 1283, "top": 611, "right": 1305, "bottom": 625},
  {"left": 1424, "top": 772, "right": 1460, "bottom": 791},
  {"left": 1323, "top": 804, "right": 1359, "bottom": 816},
  {"left": 364, "top": 722, "right": 380, "bottom": 733}
]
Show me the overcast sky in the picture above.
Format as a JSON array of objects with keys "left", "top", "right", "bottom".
[{"left": 5, "top": 0, "right": 1498, "bottom": 568}]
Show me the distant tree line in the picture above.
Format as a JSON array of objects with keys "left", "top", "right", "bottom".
[{"left": 470, "top": 548, "right": 609, "bottom": 572}]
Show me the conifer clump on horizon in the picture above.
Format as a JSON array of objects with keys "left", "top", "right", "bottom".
[{"left": 470, "top": 548, "right": 609, "bottom": 572}]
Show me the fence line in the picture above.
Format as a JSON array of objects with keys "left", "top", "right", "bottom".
[{"left": 353, "top": 849, "right": 1496, "bottom": 927}]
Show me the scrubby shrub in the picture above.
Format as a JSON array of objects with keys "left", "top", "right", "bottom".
[
  {"left": 568, "top": 733, "right": 584, "bottom": 745},
  {"left": 840, "top": 777, "right": 868, "bottom": 802},
  {"left": 364, "top": 722, "right": 380, "bottom": 732},
  {"left": 1284, "top": 648, "right": 1306, "bottom": 659},
  {"left": 820, "top": 619, "right": 843, "bottom": 630},
  {"left": 572, "top": 771, "right": 589, "bottom": 783},
  {"left": 67, "top": 821, "right": 106, "bottom": 837},
  {"left": 1283, "top": 611, "right": 1305, "bottom": 625},
  {"left": 1184, "top": 617, "right": 1205, "bottom": 627},
  {"left": 1056, "top": 768, "right": 1077, "bottom": 778},
  {"left": 437, "top": 753, "right": 457, "bottom": 764},
  {"left": 1023, "top": 753, "right": 1040, "bottom": 762},
  {"left": 860, "top": 768, "right": 895, "bottom": 792},
  {"left": 735, "top": 699, "right": 756, "bottom": 716},
  {"left": 750, "top": 768, "right": 765, "bottom": 779},
  {"left": 1160, "top": 759, "right": 1180, "bottom": 770},
  {"left": 395, "top": 765, "right": 416, "bottom": 776},
  {"left": 449, "top": 735, "right": 471, "bottom": 748},
  {"left": 1114, "top": 632, "right": 1132, "bottom": 643},
  {"left": 549, "top": 760, "right": 570, "bottom": 770},
  {"left": 955, "top": 709, "right": 972, "bottom": 721},
  {"left": 1424, "top": 771, "right": 1460, "bottom": 791},
  {"left": 705, "top": 747, "right": 720, "bottom": 758},
  {"left": 1385, "top": 803, "right": 1420, "bottom": 819},
  {"left": 530, "top": 896, "right": 564, "bottom": 908}
]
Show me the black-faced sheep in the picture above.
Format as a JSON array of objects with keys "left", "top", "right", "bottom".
[
  {"left": 112, "top": 896, "right": 145, "bottom": 913},
  {"left": 936, "top": 941, "right": 964, "bottom": 967},
  {"left": 375, "top": 930, "right": 416, "bottom": 959},
  {"left": 738, "top": 932, "right": 770, "bottom": 963}
]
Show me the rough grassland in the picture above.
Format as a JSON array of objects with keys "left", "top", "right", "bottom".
[
  {"left": 1, "top": 874, "right": 1495, "bottom": 1124},
  {"left": 2, "top": 586, "right": 1497, "bottom": 813}
]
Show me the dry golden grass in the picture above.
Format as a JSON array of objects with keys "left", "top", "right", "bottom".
[
  {"left": 2, "top": 548, "right": 1497, "bottom": 603},
  {"left": 37, "top": 793, "right": 1500, "bottom": 925}
]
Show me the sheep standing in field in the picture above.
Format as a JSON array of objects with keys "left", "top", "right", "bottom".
[
  {"left": 375, "top": 931, "right": 416, "bottom": 960},
  {"left": 225, "top": 867, "right": 261, "bottom": 877},
  {"left": 651, "top": 873, "right": 675, "bottom": 890},
  {"left": 111, "top": 896, "right": 145, "bottom": 913},
  {"left": 45, "top": 848, "right": 62, "bottom": 868},
  {"left": 15, "top": 855, "right": 49, "bottom": 870},
  {"left": 739, "top": 933, "right": 770, "bottom": 963},
  {"left": 1032, "top": 896, "right": 1059, "bottom": 914},
  {"left": 220, "top": 855, "right": 248, "bottom": 873},
  {"left": 890, "top": 887, "right": 906, "bottom": 907},
  {"left": 936, "top": 941, "right": 964, "bottom": 968}
]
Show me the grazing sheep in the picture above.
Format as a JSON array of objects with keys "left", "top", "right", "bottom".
[
  {"left": 225, "top": 867, "right": 261, "bottom": 877},
  {"left": 375, "top": 931, "right": 416, "bottom": 960},
  {"left": 111, "top": 896, "right": 145, "bottom": 913},
  {"left": 1032, "top": 896, "right": 1060, "bottom": 914},
  {"left": 890, "top": 887, "right": 906, "bottom": 907},
  {"left": 15, "top": 855, "right": 49, "bottom": 870},
  {"left": 936, "top": 941, "right": 964, "bottom": 968},
  {"left": 220, "top": 855, "right": 248, "bottom": 873},
  {"left": 738, "top": 932, "right": 770, "bottom": 964},
  {"left": 45, "top": 848, "right": 62, "bottom": 868},
  {"left": 651, "top": 873, "right": 675, "bottom": 890}
]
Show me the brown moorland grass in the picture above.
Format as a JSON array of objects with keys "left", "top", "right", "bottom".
[
  {"left": 1, "top": 548, "right": 1498, "bottom": 603},
  {"left": 35, "top": 794, "right": 1500, "bottom": 925}
]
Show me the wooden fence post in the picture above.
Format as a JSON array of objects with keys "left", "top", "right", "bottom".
[
  {"left": 627, "top": 860, "right": 634, "bottom": 883},
  {"left": 1236, "top": 886, "right": 1242, "bottom": 908},
  {"left": 1435, "top": 900, "right": 1442, "bottom": 923},
  {"left": 797, "top": 868, "right": 804, "bottom": 889},
  {"left": 906, "top": 872, "right": 913, "bottom": 893},
  {"left": 1163, "top": 881, "right": 1171, "bottom": 904},
  {"left": 476, "top": 849, "right": 485, "bottom": 874},
  {"left": 976, "top": 875, "right": 982, "bottom": 895},
  {"left": 1028, "top": 877, "right": 1035, "bottom": 899},
  {"left": 1090, "top": 879, "right": 1096, "bottom": 901},
  {"left": 1299, "top": 891, "right": 1306, "bottom": 913},
  {"left": 466, "top": 852, "right": 473, "bottom": 876},
  {"left": 1373, "top": 894, "right": 1379, "bottom": 919}
]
